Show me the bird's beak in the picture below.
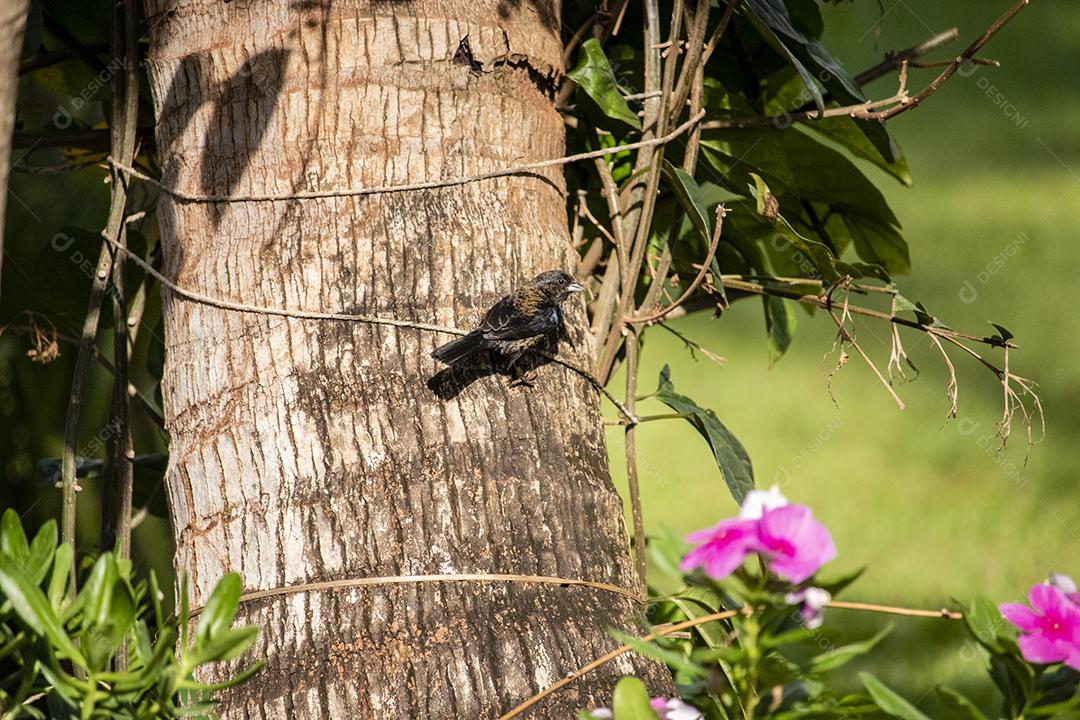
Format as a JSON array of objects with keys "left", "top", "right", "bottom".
[{"left": 567, "top": 281, "right": 585, "bottom": 294}]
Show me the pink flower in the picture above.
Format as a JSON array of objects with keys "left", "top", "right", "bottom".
[
  {"left": 650, "top": 697, "right": 702, "bottom": 720},
  {"left": 679, "top": 518, "right": 760, "bottom": 579},
  {"left": 1000, "top": 583, "right": 1080, "bottom": 670},
  {"left": 682, "top": 487, "right": 836, "bottom": 582},
  {"left": 757, "top": 505, "right": 837, "bottom": 584},
  {"left": 586, "top": 696, "right": 701, "bottom": 720}
]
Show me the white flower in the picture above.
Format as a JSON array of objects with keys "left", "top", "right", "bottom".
[
  {"left": 739, "top": 485, "right": 788, "bottom": 520},
  {"left": 784, "top": 587, "right": 832, "bottom": 629},
  {"left": 1049, "top": 573, "right": 1078, "bottom": 594}
]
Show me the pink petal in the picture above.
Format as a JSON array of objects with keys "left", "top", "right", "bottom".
[
  {"left": 1018, "top": 632, "right": 1070, "bottom": 665},
  {"left": 680, "top": 519, "right": 759, "bottom": 580},
  {"left": 1067, "top": 646, "right": 1080, "bottom": 673},
  {"left": 999, "top": 603, "right": 1042, "bottom": 632},
  {"left": 758, "top": 505, "right": 836, "bottom": 583},
  {"left": 1029, "top": 583, "right": 1065, "bottom": 614}
]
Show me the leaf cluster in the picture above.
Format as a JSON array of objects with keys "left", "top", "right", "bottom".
[{"left": 0, "top": 510, "right": 261, "bottom": 719}]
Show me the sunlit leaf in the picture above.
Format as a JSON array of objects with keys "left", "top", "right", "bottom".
[
  {"left": 807, "top": 117, "right": 912, "bottom": 186},
  {"left": 656, "top": 365, "right": 754, "bottom": 503},
  {"left": 936, "top": 686, "right": 990, "bottom": 720},
  {"left": 764, "top": 295, "right": 797, "bottom": 363},
  {"left": 860, "top": 672, "right": 932, "bottom": 720},
  {"left": 810, "top": 625, "right": 892, "bottom": 673},
  {"left": 612, "top": 676, "right": 661, "bottom": 719},
  {"left": 195, "top": 571, "right": 243, "bottom": 647},
  {"left": 611, "top": 629, "right": 705, "bottom": 679},
  {"left": 0, "top": 562, "right": 86, "bottom": 667},
  {"left": 568, "top": 39, "right": 641, "bottom": 130}
]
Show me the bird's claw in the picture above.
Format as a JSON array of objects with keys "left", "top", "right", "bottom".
[{"left": 507, "top": 369, "right": 539, "bottom": 389}]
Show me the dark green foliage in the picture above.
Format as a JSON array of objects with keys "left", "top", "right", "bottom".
[
  {"left": 0, "top": 509, "right": 260, "bottom": 719},
  {"left": 656, "top": 365, "right": 754, "bottom": 504}
]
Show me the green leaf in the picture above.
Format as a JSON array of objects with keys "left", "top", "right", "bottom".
[
  {"left": 670, "top": 587, "right": 728, "bottom": 648},
  {"left": 859, "top": 672, "right": 932, "bottom": 720},
  {"left": 806, "top": 117, "right": 911, "bottom": 186},
  {"left": 745, "top": 0, "right": 897, "bottom": 161},
  {"left": 567, "top": 39, "right": 641, "bottom": 130},
  {"left": 612, "top": 676, "right": 661, "bottom": 719},
  {"left": 27, "top": 519, "right": 58, "bottom": 585},
  {"left": 660, "top": 161, "right": 726, "bottom": 304},
  {"left": 777, "top": 131, "right": 899, "bottom": 225},
  {"left": 742, "top": 9, "right": 824, "bottom": 116},
  {"left": 84, "top": 580, "right": 136, "bottom": 671},
  {"left": 661, "top": 161, "right": 713, "bottom": 245},
  {"left": 963, "top": 594, "right": 1006, "bottom": 653},
  {"left": 81, "top": 553, "right": 118, "bottom": 630},
  {"left": 744, "top": 173, "right": 841, "bottom": 281},
  {"left": 179, "top": 572, "right": 191, "bottom": 652},
  {"left": 48, "top": 543, "right": 73, "bottom": 611},
  {"left": 935, "top": 686, "right": 990, "bottom": 720},
  {"left": 813, "top": 566, "right": 865, "bottom": 597},
  {"left": 764, "top": 295, "right": 797, "bottom": 363},
  {"left": 196, "top": 572, "right": 243, "bottom": 647},
  {"left": 986, "top": 323, "right": 1014, "bottom": 346},
  {"left": 656, "top": 365, "right": 755, "bottom": 503},
  {"left": 611, "top": 629, "right": 705, "bottom": 679},
  {"left": 989, "top": 653, "right": 1034, "bottom": 716},
  {"left": 843, "top": 214, "right": 911, "bottom": 276},
  {"left": 0, "top": 508, "right": 31, "bottom": 566},
  {"left": 182, "top": 659, "right": 265, "bottom": 692},
  {"left": 810, "top": 624, "right": 892, "bottom": 673},
  {"left": 0, "top": 561, "right": 87, "bottom": 667},
  {"left": 190, "top": 625, "right": 258, "bottom": 665}
]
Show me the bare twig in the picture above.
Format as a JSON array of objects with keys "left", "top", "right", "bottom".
[
  {"left": 109, "top": 111, "right": 705, "bottom": 205},
  {"left": 700, "top": 0, "right": 739, "bottom": 68},
  {"left": 632, "top": 205, "right": 726, "bottom": 325},
  {"left": 99, "top": 233, "right": 638, "bottom": 426},
  {"left": 499, "top": 598, "right": 961, "bottom": 719},
  {"left": 719, "top": 276, "right": 1014, "bottom": 348},
  {"left": 887, "top": 294, "right": 916, "bottom": 384},
  {"left": 623, "top": 327, "right": 648, "bottom": 601},
  {"left": 908, "top": 56, "right": 1000, "bottom": 70},
  {"left": 703, "top": 61, "right": 911, "bottom": 130},
  {"left": 590, "top": 260, "right": 622, "bottom": 351},
  {"left": 668, "top": 0, "right": 710, "bottom": 122},
  {"left": 658, "top": 322, "right": 726, "bottom": 367},
  {"left": 826, "top": 284, "right": 905, "bottom": 410},
  {"left": 928, "top": 334, "right": 959, "bottom": 419},
  {"left": 498, "top": 609, "right": 739, "bottom": 720},
  {"left": 854, "top": 28, "right": 960, "bottom": 85},
  {"left": 873, "top": 0, "right": 1030, "bottom": 121},
  {"left": 101, "top": 0, "right": 139, "bottom": 571}
]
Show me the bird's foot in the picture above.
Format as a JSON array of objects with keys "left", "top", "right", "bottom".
[{"left": 507, "top": 369, "right": 539, "bottom": 389}]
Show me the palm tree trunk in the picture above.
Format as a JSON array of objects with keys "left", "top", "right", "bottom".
[{"left": 143, "top": 1, "right": 670, "bottom": 716}]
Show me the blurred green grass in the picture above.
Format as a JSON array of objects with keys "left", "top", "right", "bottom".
[{"left": 605, "top": 0, "right": 1080, "bottom": 707}]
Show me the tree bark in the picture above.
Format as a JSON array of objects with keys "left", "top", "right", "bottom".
[
  {"left": 144, "top": 1, "right": 670, "bottom": 716},
  {"left": 0, "top": 0, "right": 31, "bottom": 303}
]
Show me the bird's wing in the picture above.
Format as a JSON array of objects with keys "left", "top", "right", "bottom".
[{"left": 478, "top": 296, "right": 558, "bottom": 341}]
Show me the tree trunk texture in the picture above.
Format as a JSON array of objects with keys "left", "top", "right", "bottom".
[
  {"left": 0, "top": 0, "right": 31, "bottom": 301},
  {"left": 144, "top": 1, "right": 670, "bottom": 717}
]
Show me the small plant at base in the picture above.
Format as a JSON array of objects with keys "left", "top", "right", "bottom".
[{"left": 0, "top": 509, "right": 261, "bottom": 719}]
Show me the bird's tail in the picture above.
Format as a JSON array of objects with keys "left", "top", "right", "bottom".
[{"left": 431, "top": 331, "right": 484, "bottom": 366}]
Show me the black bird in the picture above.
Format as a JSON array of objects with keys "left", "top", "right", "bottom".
[{"left": 431, "top": 270, "right": 585, "bottom": 369}]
